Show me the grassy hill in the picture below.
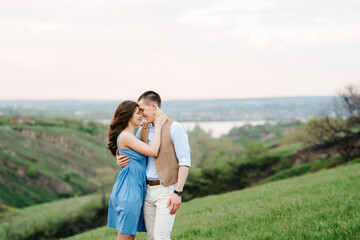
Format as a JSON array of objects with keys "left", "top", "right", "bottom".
[
  {"left": 0, "top": 193, "right": 106, "bottom": 240},
  {"left": 65, "top": 162, "right": 360, "bottom": 240},
  {"left": 1, "top": 117, "right": 359, "bottom": 239},
  {"left": 0, "top": 124, "right": 117, "bottom": 207},
  {"left": 0, "top": 119, "right": 305, "bottom": 208}
]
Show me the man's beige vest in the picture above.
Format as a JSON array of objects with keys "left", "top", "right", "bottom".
[{"left": 140, "top": 119, "right": 178, "bottom": 187}]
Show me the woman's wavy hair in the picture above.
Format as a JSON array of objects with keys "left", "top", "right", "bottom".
[{"left": 107, "top": 100, "right": 138, "bottom": 156}]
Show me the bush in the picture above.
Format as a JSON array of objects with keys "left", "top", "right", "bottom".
[
  {"left": 65, "top": 171, "right": 72, "bottom": 181},
  {"left": 27, "top": 167, "right": 37, "bottom": 179}
]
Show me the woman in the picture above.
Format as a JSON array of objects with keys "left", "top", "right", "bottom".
[{"left": 107, "top": 100, "right": 167, "bottom": 240}]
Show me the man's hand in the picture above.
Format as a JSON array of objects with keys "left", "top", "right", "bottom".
[
  {"left": 167, "top": 193, "right": 181, "bottom": 215},
  {"left": 141, "top": 119, "right": 150, "bottom": 128},
  {"left": 116, "top": 149, "right": 130, "bottom": 168}
]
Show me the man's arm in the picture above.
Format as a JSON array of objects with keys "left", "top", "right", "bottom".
[
  {"left": 175, "top": 166, "right": 190, "bottom": 192},
  {"left": 167, "top": 122, "right": 191, "bottom": 215},
  {"left": 167, "top": 166, "right": 189, "bottom": 215}
]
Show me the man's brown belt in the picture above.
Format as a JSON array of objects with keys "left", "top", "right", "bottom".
[{"left": 146, "top": 180, "right": 161, "bottom": 186}]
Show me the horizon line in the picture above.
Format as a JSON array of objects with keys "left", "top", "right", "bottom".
[{"left": 0, "top": 95, "right": 336, "bottom": 102}]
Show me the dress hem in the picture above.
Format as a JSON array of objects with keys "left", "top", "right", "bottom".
[{"left": 107, "top": 226, "right": 146, "bottom": 235}]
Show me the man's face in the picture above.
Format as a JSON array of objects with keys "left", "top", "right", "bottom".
[{"left": 138, "top": 99, "right": 155, "bottom": 123}]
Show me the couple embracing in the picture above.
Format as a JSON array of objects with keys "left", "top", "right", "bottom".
[{"left": 107, "top": 91, "right": 191, "bottom": 240}]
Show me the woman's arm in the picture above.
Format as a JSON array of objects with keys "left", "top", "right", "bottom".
[
  {"left": 120, "top": 128, "right": 162, "bottom": 157},
  {"left": 120, "top": 113, "right": 167, "bottom": 157}
]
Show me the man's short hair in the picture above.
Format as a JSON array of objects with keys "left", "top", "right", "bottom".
[{"left": 138, "top": 91, "right": 161, "bottom": 108}]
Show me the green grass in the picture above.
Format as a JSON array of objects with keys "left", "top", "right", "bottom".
[
  {"left": 268, "top": 142, "right": 303, "bottom": 157},
  {"left": 260, "top": 156, "right": 359, "bottom": 185},
  {"left": 0, "top": 194, "right": 103, "bottom": 239},
  {"left": 65, "top": 162, "right": 360, "bottom": 240},
  {"left": 0, "top": 165, "right": 59, "bottom": 207}
]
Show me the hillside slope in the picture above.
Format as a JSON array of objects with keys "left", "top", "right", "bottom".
[
  {"left": 66, "top": 162, "right": 360, "bottom": 240},
  {"left": 0, "top": 125, "right": 116, "bottom": 207}
]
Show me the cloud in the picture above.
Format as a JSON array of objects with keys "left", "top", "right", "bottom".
[{"left": 178, "top": 0, "right": 360, "bottom": 46}]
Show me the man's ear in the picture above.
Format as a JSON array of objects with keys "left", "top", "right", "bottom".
[{"left": 152, "top": 102, "right": 158, "bottom": 110}]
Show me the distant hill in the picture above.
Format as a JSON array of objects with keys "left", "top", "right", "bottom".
[
  {"left": 0, "top": 125, "right": 116, "bottom": 208},
  {"left": 0, "top": 96, "right": 334, "bottom": 121}
]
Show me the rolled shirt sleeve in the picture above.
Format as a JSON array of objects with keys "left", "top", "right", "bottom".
[{"left": 170, "top": 122, "right": 191, "bottom": 167}]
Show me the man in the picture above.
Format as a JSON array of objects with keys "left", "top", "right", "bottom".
[{"left": 116, "top": 91, "right": 191, "bottom": 240}]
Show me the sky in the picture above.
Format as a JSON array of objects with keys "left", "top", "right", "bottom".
[{"left": 0, "top": 0, "right": 359, "bottom": 100}]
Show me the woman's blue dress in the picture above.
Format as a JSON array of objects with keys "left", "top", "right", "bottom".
[{"left": 107, "top": 133, "right": 147, "bottom": 235}]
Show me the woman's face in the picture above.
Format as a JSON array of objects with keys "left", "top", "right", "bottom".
[{"left": 130, "top": 107, "right": 142, "bottom": 126}]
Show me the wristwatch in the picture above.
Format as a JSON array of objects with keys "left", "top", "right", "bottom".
[{"left": 174, "top": 190, "right": 183, "bottom": 197}]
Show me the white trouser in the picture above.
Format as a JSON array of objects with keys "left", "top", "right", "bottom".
[{"left": 144, "top": 183, "right": 177, "bottom": 240}]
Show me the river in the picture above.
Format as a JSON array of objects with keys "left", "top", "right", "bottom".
[
  {"left": 98, "top": 119, "right": 273, "bottom": 138},
  {"left": 180, "top": 120, "right": 272, "bottom": 138}
]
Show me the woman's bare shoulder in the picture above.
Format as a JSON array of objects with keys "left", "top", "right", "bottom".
[{"left": 119, "top": 131, "right": 136, "bottom": 142}]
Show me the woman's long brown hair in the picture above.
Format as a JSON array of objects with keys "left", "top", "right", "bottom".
[{"left": 107, "top": 100, "right": 138, "bottom": 156}]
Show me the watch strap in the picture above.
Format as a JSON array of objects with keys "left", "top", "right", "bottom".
[{"left": 174, "top": 190, "right": 182, "bottom": 196}]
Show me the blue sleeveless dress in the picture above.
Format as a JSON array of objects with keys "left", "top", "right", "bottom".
[{"left": 107, "top": 133, "right": 147, "bottom": 235}]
